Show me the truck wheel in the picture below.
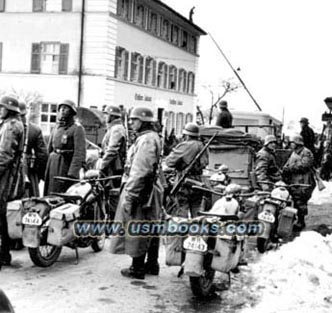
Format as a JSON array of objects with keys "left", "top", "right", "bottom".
[
  {"left": 257, "top": 237, "right": 269, "bottom": 253},
  {"left": 189, "top": 269, "right": 215, "bottom": 297}
]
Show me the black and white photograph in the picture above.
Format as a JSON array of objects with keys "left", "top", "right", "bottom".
[{"left": 0, "top": 0, "right": 332, "bottom": 312}]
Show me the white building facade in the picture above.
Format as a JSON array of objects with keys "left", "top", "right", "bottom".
[{"left": 0, "top": 0, "right": 205, "bottom": 135}]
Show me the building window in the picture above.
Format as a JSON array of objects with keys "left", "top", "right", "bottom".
[
  {"left": 161, "top": 19, "right": 170, "bottom": 41},
  {"left": 0, "top": 0, "right": 5, "bottom": 12},
  {"left": 166, "top": 111, "right": 175, "bottom": 134},
  {"left": 187, "top": 72, "right": 195, "bottom": 94},
  {"left": 30, "top": 42, "right": 69, "bottom": 74},
  {"left": 189, "top": 35, "right": 197, "bottom": 54},
  {"left": 114, "top": 46, "right": 129, "bottom": 80},
  {"left": 0, "top": 42, "right": 2, "bottom": 71},
  {"left": 176, "top": 112, "right": 184, "bottom": 135},
  {"left": 62, "top": 0, "right": 72, "bottom": 12},
  {"left": 185, "top": 113, "right": 193, "bottom": 123},
  {"left": 181, "top": 31, "right": 188, "bottom": 49},
  {"left": 179, "top": 69, "right": 187, "bottom": 93},
  {"left": 134, "top": 2, "right": 145, "bottom": 28},
  {"left": 130, "top": 52, "right": 143, "bottom": 83},
  {"left": 33, "top": 0, "right": 46, "bottom": 12},
  {"left": 117, "top": 0, "right": 131, "bottom": 21},
  {"left": 148, "top": 11, "right": 158, "bottom": 35},
  {"left": 157, "top": 62, "right": 167, "bottom": 89},
  {"left": 145, "top": 57, "right": 156, "bottom": 86},
  {"left": 168, "top": 66, "right": 177, "bottom": 90},
  {"left": 171, "top": 24, "right": 179, "bottom": 45},
  {"left": 40, "top": 103, "right": 58, "bottom": 134}
]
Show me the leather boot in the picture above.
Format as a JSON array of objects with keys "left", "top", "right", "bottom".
[
  {"left": 121, "top": 255, "right": 145, "bottom": 280},
  {"left": 145, "top": 237, "right": 160, "bottom": 275}
]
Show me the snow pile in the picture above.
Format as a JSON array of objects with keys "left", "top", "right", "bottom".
[
  {"left": 242, "top": 232, "right": 332, "bottom": 313},
  {"left": 309, "top": 181, "right": 332, "bottom": 205}
]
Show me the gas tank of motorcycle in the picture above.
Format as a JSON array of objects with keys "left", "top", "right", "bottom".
[{"left": 66, "top": 182, "right": 92, "bottom": 199}]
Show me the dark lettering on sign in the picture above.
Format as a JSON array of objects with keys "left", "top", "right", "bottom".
[
  {"left": 177, "top": 101, "right": 183, "bottom": 106},
  {"left": 135, "top": 93, "right": 144, "bottom": 101},
  {"left": 170, "top": 99, "right": 177, "bottom": 105},
  {"left": 144, "top": 96, "right": 152, "bottom": 102}
]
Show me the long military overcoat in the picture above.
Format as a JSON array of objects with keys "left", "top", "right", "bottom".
[
  {"left": 44, "top": 121, "right": 86, "bottom": 195},
  {"left": 110, "top": 129, "right": 162, "bottom": 258}
]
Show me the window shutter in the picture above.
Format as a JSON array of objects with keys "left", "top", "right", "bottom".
[
  {"left": 114, "top": 47, "right": 120, "bottom": 78},
  {"left": 0, "top": 43, "right": 2, "bottom": 71},
  {"left": 62, "top": 0, "right": 72, "bottom": 12},
  {"left": 31, "top": 43, "right": 41, "bottom": 74},
  {"left": 33, "top": 0, "right": 44, "bottom": 12},
  {"left": 59, "top": 43, "right": 69, "bottom": 74},
  {"left": 124, "top": 51, "right": 129, "bottom": 80},
  {"left": 152, "top": 60, "right": 156, "bottom": 86},
  {"left": 0, "top": 0, "right": 5, "bottom": 12}
]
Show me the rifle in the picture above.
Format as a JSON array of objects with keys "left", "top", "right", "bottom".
[{"left": 169, "top": 132, "right": 218, "bottom": 196}]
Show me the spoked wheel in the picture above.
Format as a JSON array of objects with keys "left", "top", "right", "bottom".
[
  {"left": 28, "top": 227, "right": 62, "bottom": 267},
  {"left": 189, "top": 268, "right": 216, "bottom": 297},
  {"left": 257, "top": 237, "right": 269, "bottom": 253},
  {"left": 90, "top": 200, "right": 106, "bottom": 253}
]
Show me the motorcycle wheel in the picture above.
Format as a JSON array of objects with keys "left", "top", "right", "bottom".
[
  {"left": 189, "top": 268, "right": 215, "bottom": 297},
  {"left": 257, "top": 237, "right": 269, "bottom": 253},
  {"left": 91, "top": 236, "right": 105, "bottom": 252},
  {"left": 28, "top": 226, "right": 62, "bottom": 267},
  {"left": 28, "top": 245, "right": 62, "bottom": 267}
]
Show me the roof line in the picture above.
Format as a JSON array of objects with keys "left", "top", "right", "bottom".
[{"left": 153, "top": 0, "right": 207, "bottom": 35}]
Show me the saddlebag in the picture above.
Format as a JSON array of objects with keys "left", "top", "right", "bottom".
[
  {"left": 6, "top": 200, "right": 24, "bottom": 239},
  {"left": 277, "top": 207, "right": 298, "bottom": 238},
  {"left": 47, "top": 203, "right": 80, "bottom": 246},
  {"left": 163, "top": 236, "right": 183, "bottom": 266},
  {"left": 22, "top": 196, "right": 65, "bottom": 248},
  {"left": 211, "top": 236, "right": 242, "bottom": 273}
]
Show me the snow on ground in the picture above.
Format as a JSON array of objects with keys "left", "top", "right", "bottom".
[
  {"left": 241, "top": 231, "right": 332, "bottom": 313},
  {"left": 309, "top": 181, "right": 332, "bottom": 205}
]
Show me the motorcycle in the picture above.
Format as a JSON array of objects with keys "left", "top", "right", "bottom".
[
  {"left": 21, "top": 170, "right": 119, "bottom": 267},
  {"left": 256, "top": 181, "right": 310, "bottom": 253}
]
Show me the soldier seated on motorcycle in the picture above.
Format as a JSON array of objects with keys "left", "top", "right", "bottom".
[
  {"left": 282, "top": 135, "right": 316, "bottom": 231},
  {"left": 255, "top": 135, "right": 282, "bottom": 191},
  {"left": 165, "top": 122, "right": 209, "bottom": 218}
]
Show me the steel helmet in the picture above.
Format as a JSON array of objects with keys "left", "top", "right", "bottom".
[
  {"left": 299, "top": 117, "right": 309, "bottom": 124},
  {"left": 290, "top": 135, "right": 304, "bottom": 146},
  {"left": 58, "top": 99, "right": 77, "bottom": 115},
  {"left": 210, "top": 172, "right": 226, "bottom": 183},
  {"left": 219, "top": 100, "right": 228, "bottom": 108},
  {"left": 183, "top": 122, "right": 199, "bottom": 137},
  {"left": 210, "top": 197, "right": 239, "bottom": 216},
  {"left": 264, "top": 135, "right": 277, "bottom": 146},
  {"left": 103, "top": 105, "right": 121, "bottom": 117},
  {"left": 0, "top": 96, "right": 20, "bottom": 113},
  {"left": 129, "top": 107, "right": 154, "bottom": 122}
]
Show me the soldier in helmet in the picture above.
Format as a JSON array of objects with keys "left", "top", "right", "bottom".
[
  {"left": 19, "top": 102, "right": 48, "bottom": 197},
  {"left": 283, "top": 135, "right": 316, "bottom": 231},
  {"left": 165, "top": 122, "right": 209, "bottom": 217},
  {"left": 299, "top": 117, "right": 316, "bottom": 156},
  {"left": 255, "top": 135, "right": 282, "bottom": 191},
  {"left": 110, "top": 107, "right": 163, "bottom": 280},
  {"left": 216, "top": 100, "right": 233, "bottom": 128},
  {"left": 100, "top": 105, "right": 127, "bottom": 218},
  {"left": 0, "top": 96, "right": 24, "bottom": 266},
  {"left": 44, "top": 100, "right": 86, "bottom": 195}
]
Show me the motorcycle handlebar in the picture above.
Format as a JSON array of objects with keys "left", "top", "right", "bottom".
[
  {"left": 256, "top": 181, "right": 311, "bottom": 188},
  {"left": 54, "top": 175, "right": 122, "bottom": 183}
]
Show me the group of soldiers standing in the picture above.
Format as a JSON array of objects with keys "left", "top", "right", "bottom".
[{"left": 0, "top": 94, "right": 319, "bottom": 282}]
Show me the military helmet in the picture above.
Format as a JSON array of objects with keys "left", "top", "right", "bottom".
[
  {"left": 129, "top": 107, "right": 154, "bottom": 122},
  {"left": 264, "top": 135, "right": 277, "bottom": 146},
  {"left": 103, "top": 105, "right": 121, "bottom": 117},
  {"left": 58, "top": 99, "right": 77, "bottom": 115},
  {"left": 19, "top": 102, "right": 27, "bottom": 115},
  {"left": 183, "top": 122, "right": 199, "bottom": 137},
  {"left": 0, "top": 96, "right": 20, "bottom": 113},
  {"left": 219, "top": 100, "right": 228, "bottom": 108},
  {"left": 218, "top": 164, "right": 229, "bottom": 173},
  {"left": 299, "top": 117, "right": 309, "bottom": 124},
  {"left": 225, "top": 183, "right": 242, "bottom": 195},
  {"left": 290, "top": 135, "right": 304, "bottom": 146}
]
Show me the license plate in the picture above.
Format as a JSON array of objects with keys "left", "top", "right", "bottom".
[
  {"left": 258, "top": 211, "right": 275, "bottom": 223},
  {"left": 22, "top": 212, "right": 42, "bottom": 226},
  {"left": 183, "top": 236, "right": 208, "bottom": 252}
]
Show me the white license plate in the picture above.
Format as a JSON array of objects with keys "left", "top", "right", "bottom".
[
  {"left": 258, "top": 211, "right": 275, "bottom": 223},
  {"left": 22, "top": 212, "right": 42, "bottom": 226},
  {"left": 183, "top": 236, "right": 208, "bottom": 252}
]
